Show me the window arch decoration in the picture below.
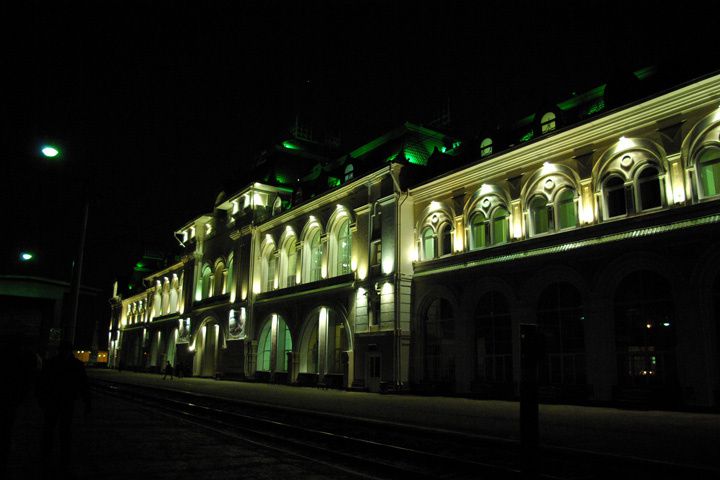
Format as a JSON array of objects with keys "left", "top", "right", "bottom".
[
  {"left": 464, "top": 183, "right": 512, "bottom": 249},
  {"left": 344, "top": 163, "right": 354, "bottom": 182},
  {"left": 213, "top": 258, "right": 226, "bottom": 296},
  {"left": 200, "top": 264, "right": 213, "bottom": 299},
  {"left": 258, "top": 236, "right": 277, "bottom": 293},
  {"left": 300, "top": 217, "right": 324, "bottom": 283},
  {"left": 520, "top": 163, "right": 581, "bottom": 236},
  {"left": 416, "top": 202, "right": 456, "bottom": 260},
  {"left": 593, "top": 138, "right": 669, "bottom": 220},
  {"left": 326, "top": 206, "right": 354, "bottom": 277},
  {"left": 277, "top": 227, "right": 298, "bottom": 288},
  {"left": 681, "top": 109, "right": 720, "bottom": 200}
]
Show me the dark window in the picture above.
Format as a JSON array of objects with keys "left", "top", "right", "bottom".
[
  {"left": 637, "top": 166, "right": 662, "bottom": 211},
  {"left": 604, "top": 176, "right": 627, "bottom": 218}
]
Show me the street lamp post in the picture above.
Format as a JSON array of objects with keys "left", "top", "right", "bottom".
[{"left": 42, "top": 143, "right": 88, "bottom": 348}]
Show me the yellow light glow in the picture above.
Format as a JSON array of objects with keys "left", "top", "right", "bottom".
[
  {"left": 252, "top": 282, "right": 261, "bottom": 294},
  {"left": 321, "top": 265, "right": 327, "bottom": 279},
  {"left": 241, "top": 288, "right": 247, "bottom": 300},
  {"left": 454, "top": 221, "right": 464, "bottom": 252},
  {"left": 358, "top": 267, "right": 367, "bottom": 280},
  {"left": 296, "top": 272, "right": 301, "bottom": 283},
  {"left": 410, "top": 248, "right": 418, "bottom": 263},
  {"left": 381, "top": 282, "right": 393, "bottom": 295},
  {"left": 351, "top": 257, "right": 357, "bottom": 272},
  {"left": 429, "top": 200, "right": 442, "bottom": 211},
  {"left": 618, "top": 136, "right": 635, "bottom": 150},
  {"left": 382, "top": 257, "right": 394, "bottom": 274},
  {"left": 671, "top": 162, "right": 686, "bottom": 204},
  {"left": 540, "top": 162, "right": 557, "bottom": 175}
]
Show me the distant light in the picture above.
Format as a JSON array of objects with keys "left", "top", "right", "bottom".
[
  {"left": 41, "top": 145, "right": 60, "bottom": 158},
  {"left": 646, "top": 323, "right": 652, "bottom": 329},
  {"left": 663, "top": 322, "right": 671, "bottom": 327},
  {"left": 20, "top": 252, "right": 33, "bottom": 261}
]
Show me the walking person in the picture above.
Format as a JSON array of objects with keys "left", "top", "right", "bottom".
[{"left": 162, "top": 361, "right": 174, "bottom": 380}]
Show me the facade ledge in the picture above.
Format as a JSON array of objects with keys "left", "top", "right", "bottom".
[{"left": 255, "top": 275, "right": 355, "bottom": 305}]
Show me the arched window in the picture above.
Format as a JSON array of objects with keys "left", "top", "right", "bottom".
[
  {"left": 425, "top": 298, "right": 455, "bottom": 386},
  {"left": 541, "top": 112, "right": 557, "bottom": 134},
  {"left": 614, "top": 271, "right": 676, "bottom": 389},
  {"left": 637, "top": 166, "right": 662, "bottom": 211},
  {"left": 214, "top": 261, "right": 226, "bottom": 295},
  {"left": 304, "top": 229, "right": 322, "bottom": 283},
  {"left": 480, "top": 138, "right": 493, "bottom": 158},
  {"left": 475, "top": 291, "right": 513, "bottom": 385},
  {"left": 261, "top": 246, "right": 276, "bottom": 292},
  {"left": 200, "top": 265, "right": 212, "bottom": 299},
  {"left": 267, "top": 255, "right": 277, "bottom": 291},
  {"left": 257, "top": 321, "right": 272, "bottom": 371},
  {"left": 344, "top": 163, "right": 354, "bottom": 182},
  {"left": 556, "top": 189, "right": 577, "bottom": 230},
  {"left": 470, "top": 213, "right": 487, "bottom": 250},
  {"left": 226, "top": 254, "right": 234, "bottom": 295},
  {"left": 421, "top": 227, "right": 435, "bottom": 260},
  {"left": 491, "top": 207, "right": 510, "bottom": 245},
  {"left": 697, "top": 148, "right": 720, "bottom": 198},
  {"left": 529, "top": 196, "right": 552, "bottom": 235},
  {"left": 603, "top": 176, "right": 627, "bottom": 218},
  {"left": 272, "top": 197, "right": 282, "bottom": 216},
  {"left": 336, "top": 218, "right": 351, "bottom": 275},
  {"left": 280, "top": 237, "right": 297, "bottom": 288},
  {"left": 537, "top": 283, "right": 585, "bottom": 386},
  {"left": 439, "top": 222, "right": 453, "bottom": 256}
]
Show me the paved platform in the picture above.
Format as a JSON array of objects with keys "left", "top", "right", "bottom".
[
  {"left": 89, "top": 369, "right": 720, "bottom": 471},
  {"left": 5, "top": 377, "right": 354, "bottom": 480}
]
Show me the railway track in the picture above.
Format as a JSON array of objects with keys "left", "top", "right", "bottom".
[{"left": 91, "top": 379, "right": 717, "bottom": 480}]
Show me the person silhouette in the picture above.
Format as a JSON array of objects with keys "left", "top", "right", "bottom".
[
  {"left": 162, "top": 361, "right": 173, "bottom": 380},
  {"left": 36, "top": 341, "right": 91, "bottom": 479}
]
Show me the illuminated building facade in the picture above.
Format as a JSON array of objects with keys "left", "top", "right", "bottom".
[{"left": 110, "top": 73, "right": 720, "bottom": 406}]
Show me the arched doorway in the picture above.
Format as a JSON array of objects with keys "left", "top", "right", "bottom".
[
  {"left": 256, "top": 314, "right": 293, "bottom": 382},
  {"left": 424, "top": 298, "right": 456, "bottom": 390},
  {"left": 614, "top": 271, "right": 677, "bottom": 402},
  {"left": 474, "top": 291, "right": 513, "bottom": 396},
  {"left": 537, "top": 282, "right": 586, "bottom": 399},
  {"left": 194, "top": 319, "right": 221, "bottom": 377},
  {"left": 298, "top": 307, "right": 350, "bottom": 387}
]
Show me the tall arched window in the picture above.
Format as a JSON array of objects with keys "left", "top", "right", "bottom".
[
  {"left": 257, "top": 321, "right": 272, "bottom": 371},
  {"left": 491, "top": 207, "right": 510, "bottom": 245},
  {"left": 603, "top": 176, "right": 627, "bottom": 218},
  {"left": 529, "top": 196, "right": 552, "bottom": 235},
  {"left": 470, "top": 213, "right": 487, "bottom": 250},
  {"left": 304, "top": 229, "right": 322, "bottom": 283},
  {"left": 475, "top": 291, "right": 513, "bottom": 385},
  {"left": 556, "top": 189, "right": 577, "bottom": 230},
  {"left": 698, "top": 148, "right": 720, "bottom": 198},
  {"left": 614, "top": 271, "right": 676, "bottom": 389},
  {"left": 280, "top": 237, "right": 297, "bottom": 288},
  {"left": 637, "top": 166, "right": 662, "bottom": 211},
  {"left": 421, "top": 227, "right": 435, "bottom": 260},
  {"left": 261, "top": 246, "right": 276, "bottom": 292},
  {"left": 425, "top": 298, "right": 455, "bottom": 386},
  {"left": 537, "top": 283, "right": 586, "bottom": 386},
  {"left": 439, "top": 222, "right": 452, "bottom": 256},
  {"left": 336, "top": 218, "right": 351, "bottom": 275},
  {"left": 226, "top": 254, "right": 234, "bottom": 295},
  {"left": 201, "top": 265, "right": 212, "bottom": 299}
]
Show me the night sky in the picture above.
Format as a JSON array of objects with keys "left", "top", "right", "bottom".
[{"left": 2, "top": 1, "right": 716, "bottom": 294}]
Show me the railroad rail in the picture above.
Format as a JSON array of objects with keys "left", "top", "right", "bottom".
[{"left": 91, "top": 378, "right": 718, "bottom": 480}]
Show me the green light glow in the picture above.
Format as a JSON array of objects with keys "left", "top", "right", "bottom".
[
  {"left": 633, "top": 66, "right": 656, "bottom": 81},
  {"left": 275, "top": 174, "right": 290, "bottom": 185},
  {"left": 282, "top": 140, "right": 301, "bottom": 150},
  {"left": 136, "top": 262, "right": 144, "bottom": 269},
  {"left": 327, "top": 176, "right": 341, "bottom": 188},
  {"left": 520, "top": 131, "right": 534, "bottom": 142},
  {"left": 20, "top": 252, "right": 33, "bottom": 261},
  {"left": 41, "top": 146, "right": 60, "bottom": 158},
  {"left": 557, "top": 84, "right": 606, "bottom": 111},
  {"left": 586, "top": 99, "right": 606, "bottom": 116}
]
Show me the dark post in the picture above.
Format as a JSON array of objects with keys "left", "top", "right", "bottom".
[
  {"left": 64, "top": 200, "right": 89, "bottom": 347},
  {"left": 520, "top": 323, "right": 539, "bottom": 478}
]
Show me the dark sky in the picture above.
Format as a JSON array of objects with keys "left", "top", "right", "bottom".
[{"left": 2, "top": 1, "right": 716, "bottom": 293}]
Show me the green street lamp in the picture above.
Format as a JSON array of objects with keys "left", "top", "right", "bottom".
[{"left": 41, "top": 145, "right": 60, "bottom": 158}]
